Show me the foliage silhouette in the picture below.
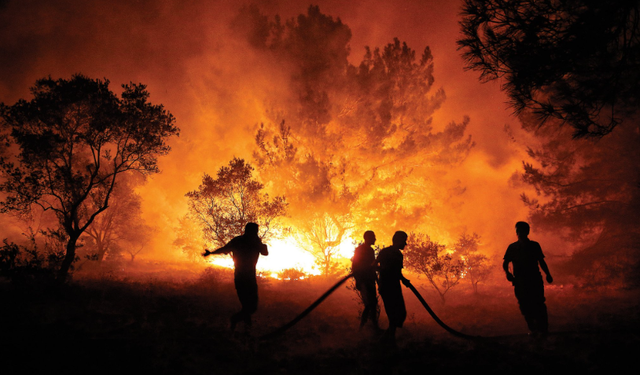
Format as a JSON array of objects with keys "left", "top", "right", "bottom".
[
  {"left": 459, "top": 0, "right": 640, "bottom": 138},
  {"left": 404, "top": 232, "right": 465, "bottom": 303},
  {"left": 0, "top": 74, "right": 179, "bottom": 280},
  {"left": 185, "top": 158, "right": 287, "bottom": 252},
  {"left": 519, "top": 114, "right": 640, "bottom": 286}
]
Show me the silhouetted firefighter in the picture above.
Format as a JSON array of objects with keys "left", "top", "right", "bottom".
[
  {"left": 352, "top": 230, "right": 380, "bottom": 331},
  {"left": 503, "top": 221, "right": 553, "bottom": 338},
  {"left": 376, "top": 231, "right": 411, "bottom": 344},
  {"left": 203, "top": 222, "right": 268, "bottom": 331}
]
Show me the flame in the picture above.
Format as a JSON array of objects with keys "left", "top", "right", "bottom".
[
  {"left": 205, "top": 235, "right": 357, "bottom": 278},
  {"left": 259, "top": 237, "right": 321, "bottom": 276}
]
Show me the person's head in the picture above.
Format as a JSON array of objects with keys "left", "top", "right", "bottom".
[
  {"left": 363, "top": 230, "right": 376, "bottom": 245},
  {"left": 244, "top": 222, "right": 259, "bottom": 236},
  {"left": 515, "top": 221, "right": 530, "bottom": 239},
  {"left": 392, "top": 231, "right": 408, "bottom": 249}
]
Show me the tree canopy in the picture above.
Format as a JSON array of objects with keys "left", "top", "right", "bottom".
[
  {"left": 244, "top": 6, "right": 473, "bottom": 255},
  {"left": 0, "top": 74, "right": 179, "bottom": 279},
  {"left": 459, "top": 0, "right": 640, "bottom": 138},
  {"left": 185, "top": 157, "right": 287, "bottom": 252},
  {"left": 404, "top": 232, "right": 465, "bottom": 303},
  {"left": 520, "top": 115, "right": 640, "bottom": 286}
]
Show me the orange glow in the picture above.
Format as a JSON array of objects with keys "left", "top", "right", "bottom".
[
  {"left": 259, "top": 237, "right": 321, "bottom": 276},
  {"left": 204, "top": 235, "right": 358, "bottom": 278},
  {"left": 0, "top": 0, "right": 550, "bottom": 273}
]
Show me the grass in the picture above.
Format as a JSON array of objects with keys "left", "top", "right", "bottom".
[{"left": 1, "top": 264, "right": 638, "bottom": 374}]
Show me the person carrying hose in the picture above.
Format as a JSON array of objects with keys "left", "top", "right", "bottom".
[
  {"left": 376, "top": 231, "right": 411, "bottom": 344},
  {"left": 352, "top": 230, "right": 381, "bottom": 331}
]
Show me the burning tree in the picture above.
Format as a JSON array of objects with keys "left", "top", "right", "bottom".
[
  {"left": 184, "top": 158, "right": 287, "bottom": 252},
  {"left": 454, "top": 232, "right": 491, "bottom": 294},
  {"left": 404, "top": 232, "right": 465, "bottom": 304},
  {"left": 297, "top": 212, "right": 351, "bottom": 277},
  {"left": 458, "top": 0, "right": 640, "bottom": 138},
  {"left": 0, "top": 75, "right": 179, "bottom": 280},
  {"left": 247, "top": 6, "right": 474, "bottom": 261}
]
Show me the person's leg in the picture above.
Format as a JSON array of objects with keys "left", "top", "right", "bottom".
[
  {"left": 235, "top": 280, "right": 258, "bottom": 330},
  {"left": 515, "top": 282, "right": 536, "bottom": 333},
  {"left": 366, "top": 283, "right": 380, "bottom": 328},
  {"left": 360, "top": 284, "right": 378, "bottom": 328}
]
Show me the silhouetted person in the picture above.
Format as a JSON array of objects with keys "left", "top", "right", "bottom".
[
  {"left": 352, "top": 230, "right": 380, "bottom": 331},
  {"left": 503, "top": 221, "right": 553, "bottom": 338},
  {"left": 203, "top": 222, "right": 268, "bottom": 331},
  {"left": 376, "top": 231, "right": 410, "bottom": 344}
]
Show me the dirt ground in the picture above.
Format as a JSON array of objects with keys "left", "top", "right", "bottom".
[{"left": 1, "top": 265, "right": 638, "bottom": 374}]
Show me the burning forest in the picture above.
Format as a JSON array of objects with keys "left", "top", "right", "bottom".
[{"left": 1, "top": 0, "right": 639, "bottom": 374}]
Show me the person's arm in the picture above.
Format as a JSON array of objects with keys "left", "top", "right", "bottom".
[
  {"left": 399, "top": 252, "right": 410, "bottom": 286},
  {"left": 540, "top": 258, "right": 553, "bottom": 283},
  {"left": 400, "top": 271, "right": 410, "bottom": 286},
  {"left": 260, "top": 243, "right": 268, "bottom": 256},
  {"left": 537, "top": 243, "right": 553, "bottom": 283},
  {"left": 202, "top": 242, "right": 233, "bottom": 257},
  {"left": 503, "top": 258, "right": 515, "bottom": 282}
]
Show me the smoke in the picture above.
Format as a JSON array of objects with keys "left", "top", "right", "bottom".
[{"left": 0, "top": 0, "right": 544, "bottom": 269}]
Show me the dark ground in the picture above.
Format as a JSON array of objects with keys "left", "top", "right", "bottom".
[{"left": 1, "top": 264, "right": 638, "bottom": 375}]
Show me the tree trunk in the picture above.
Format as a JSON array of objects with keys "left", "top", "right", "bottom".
[
  {"left": 439, "top": 292, "right": 446, "bottom": 305},
  {"left": 96, "top": 239, "right": 106, "bottom": 262},
  {"left": 58, "top": 234, "right": 79, "bottom": 282}
]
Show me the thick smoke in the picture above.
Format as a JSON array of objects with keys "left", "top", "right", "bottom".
[{"left": 0, "top": 0, "right": 544, "bottom": 273}]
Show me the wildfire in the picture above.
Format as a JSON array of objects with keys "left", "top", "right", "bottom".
[{"left": 205, "top": 235, "right": 358, "bottom": 279}]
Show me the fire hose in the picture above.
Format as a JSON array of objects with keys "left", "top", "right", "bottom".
[
  {"left": 404, "top": 281, "right": 481, "bottom": 340},
  {"left": 259, "top": 273, "right": 354, "bottom": 341},
  {"left": 259, "top": 274, "right": 481, "bottom": 341}
]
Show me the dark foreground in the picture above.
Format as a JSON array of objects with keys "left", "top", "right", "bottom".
[{"left": 1, "top": 266, "right": 638, "bottom": 375}]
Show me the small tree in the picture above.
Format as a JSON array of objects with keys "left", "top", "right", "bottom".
[
  {"left": 404, "top": 232, "right": 465, "bottom": 304},
  {"left": 454, "top": 232, "right": 491, "bottom": 294},
  {"left": 297, "top": 212, "right": 350, "bottom": 277},
  {"left": 0, "top": 75, "right": 179, "bottom": 280},
  {"left": 174, "top": 215, "right": 207, "bottom": 262},
  {"left": 185, "top": 157, "right": 287, "bottom": 250},
  {"left": 83, "top": 174, "right": 149, "bottom": 263}
]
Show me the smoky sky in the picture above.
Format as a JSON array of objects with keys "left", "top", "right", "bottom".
[{"left": 0, "top": 0, "right": 537, "bottom": 260}]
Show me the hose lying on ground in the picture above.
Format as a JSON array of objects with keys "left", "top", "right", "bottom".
[
  {"left": 259, "top": 273, "right": 354, "bottom": 341},
  {"left": 405, "top": 281, "right": 481, "bottom": 340},
  {"left": 259, "top": 274, "right": 481, "bottom": 341}
]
